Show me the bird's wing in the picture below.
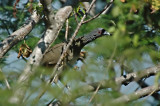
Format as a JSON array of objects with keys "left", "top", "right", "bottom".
[{"left": 41, "top": 43, "right": 66, "bottom": 66}]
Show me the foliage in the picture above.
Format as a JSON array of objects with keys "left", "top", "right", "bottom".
[{"left": 0, "top": 0, "right": 160, "bottom": 105}]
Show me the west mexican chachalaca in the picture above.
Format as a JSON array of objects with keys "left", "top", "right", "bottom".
[{"left": 41, "top": 28, "right": 110, "bottom": 68}]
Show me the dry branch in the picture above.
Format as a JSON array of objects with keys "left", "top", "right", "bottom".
[
  {"left": 9, "top": 0, "right": 72, "bottom": 103},
  {"left": 65, "top": 65, "right": 160, "bottom": 104},
  {"left": 87, "top": 65, "right": 160, "bottom": 90},
  {"left": 113, "top": 84, "right": 160, "bottom": 104},
  {"left": 34, "top": 0, "right": 97, "bottom": 101},
  {"left": 50, "top": 0, "right": 97, "bottom": 84},
  {"left": 115, "top": 65, "right": 160, "bottom": 85},
  {"left": 82, "top": 0, "right": 114, "bottom": 24},
  {"left": 0, "top": 9, "right": 40, "bottom": 58},
  {"left": 137, "top": 80, "right": 160, "bottom": 100}
]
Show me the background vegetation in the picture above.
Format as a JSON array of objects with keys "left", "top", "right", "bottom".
[{"left": 0, "top": 0, "right": 160, "bottom": 105}]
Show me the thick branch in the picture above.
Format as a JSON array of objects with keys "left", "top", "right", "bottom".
[
  {"left": 115, "top": 65, "right": 160, "bottom": 85},
  {"left": 88, "top": 65, "right": 160, "bottom": 90},
  {"left": 113, "top": 85, "right": 160, "bottom": 103},
  {"left": 121, "top": 64, "right": 160, "bottom": 101},
  {"left": 51, "top": 0, "right": 96, "bottom": 83},
  {"left": 137, "top": 80, "right": 160, "bottom": 100},
  {"left": 0, "top": 9, "right": 40, "bottom": 58},
  {"left": 34, "top": 0, "right": 96, "bottom": 101},
  {"left": 9, "top": 2, "right": 72, "bottom": 103},
  {"left": 66, "top": 65, "right": 160, "bottom": 103}
]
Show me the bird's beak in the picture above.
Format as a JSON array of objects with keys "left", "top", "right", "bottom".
[{"left": 103, "top": 31, "right": 111, "bottom": 36}]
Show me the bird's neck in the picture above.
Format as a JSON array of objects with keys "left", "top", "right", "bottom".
[{"left": 75, "top": 34, "right": 101, "bottom": 48}]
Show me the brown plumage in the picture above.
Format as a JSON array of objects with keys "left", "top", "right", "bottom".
[{"left": 41, "top": 28, "right": 110, "bottom": 68}]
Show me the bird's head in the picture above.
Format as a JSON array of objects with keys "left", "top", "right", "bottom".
[
  {"left": 74, "top": 28, "right": 111, "bottom": 50},
  {"left": 94, "top": 28, "right": 110, "bottom": 37},
  {"left": 81, "top": 28, "right": 110, "bottom": 43}
]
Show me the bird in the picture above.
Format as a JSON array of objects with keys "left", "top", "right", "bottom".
[{"left": 41, "top": 28, "right": 110, "bottom": 69}]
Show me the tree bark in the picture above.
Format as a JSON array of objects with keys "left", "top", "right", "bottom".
[{"left": 9, "top": 0, "right": 72, "bottom": 103}]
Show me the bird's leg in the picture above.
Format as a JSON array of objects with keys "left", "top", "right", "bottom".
[
  {"left": 73, "top": 51, "right": 87, "bottom": 70},
  {"left": 78, "top": 51, "right": 87, "bottom": 64},
  {"left": 74, "top": 66, "right": 79, "bottom": 70}
]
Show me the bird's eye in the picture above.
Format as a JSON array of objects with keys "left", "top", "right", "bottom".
[{"left": 98, "top": 31, "right": 102, "bottom": 34}]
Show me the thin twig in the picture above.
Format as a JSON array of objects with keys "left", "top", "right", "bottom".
[
  {"left": 51, "top": 0, "right": 97, "bottom": 83},
  {"left": 82, "top": 0, "right": 114, "bottom": 24},
  {"left": 102, "top": 0, "right": 113, "bottom": 15},
  {"left": 74, "top": 11, "right": 79, "bottom": 24},
  {"left": 65, "top": 19, "right": 69, "bottom": 41},
  {"left": 89, "top": 43, "right": 117, "bottom": 103},
  {"left": 4, "top": 78, "right": 11, "bottom": 89},
  {"left": 0, "top": 8, "right": 40, "bottom": 58},
  {"left": 10, "top": 4, "right": 72, "bottom": 104},
  {"left": 65, "top": 65, "right": 160, "bottom": 104},
  {"left": 88, "top": 84, "right": 101, "bottom": 103},
  {"left": 0, "top": 19, "right": 11, "bottom": 35},
  {"left": 34, "top": 0, "right": 97, "bottom": 101},
  {"left": 0, "top": 68, "right": 11, "bottom": 89}
]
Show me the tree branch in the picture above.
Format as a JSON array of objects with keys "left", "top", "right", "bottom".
[
  {"left": 88, "top": 65, "right": 160, "bottom": 90},
  {"left": 65, "top": 64, "right": 160, "bottom": 104},
  {"left": 0, "top": 7, "right": 40, "bottom": 58},
  {"left": 115, "top": 65, "right": 160, "bottom": 85},
  {"left": 113, "top": 84, "right": 160, "bottom": 104},
  {"left": 0, "top": 18, "right": 11, "bottom": 35},
  {"left": 0, "top": 68, "right": 11, "bottom": 89},
  {"left": 65, "top": 19, "right": 69, "bottom": 41},
  {"left": 121, "top": 64, "right": 160, "bottom": 100},
  {"left": 50, "top": 0, "right": 96, "bottom": 82},
  {"left": 137, "top": 80, "right": 160, "bottom": 100},
  {"left": 82, "top": 0, "right": 114, "bottom": 24},
  {"left": 50, "top": 0, "right": 97, "bottom": 84},
  {"left": 9, "top": 0, "right": 72, "bottom": 103},
  {"left": 34, "top": 0, "right": 97, "bottom": 101}
]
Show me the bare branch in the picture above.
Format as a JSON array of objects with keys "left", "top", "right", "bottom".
[
  {"left": 65, "top": 19, "right": 69, "bottom": 41},
  {"left": 89, "top": 43, "right": 117, "bottom": 103},
  {"left": 122, "top": 64, "right": 160, "bottom": 100},
  {"left": 89, "top": 65, "right": 160, "bottom": 89},
  {"left": 51, "top": 0, "right": 97, "bottom": 83},
  {"left": 137, "top": 80, "right": 160, "bottom": 100},
  {"left": 0, "top": 68, "right": 11, "bottom": 89},
  {"left": 0, "top": 18, "right": 11, "bottom": 35},
  {"left": 64, "top": 65, "right": 160, "bottom": 104},
  {"left": 82, "top": 0, "right": 114, "bottom": 24},
  {"left": 9, "top": 0, "right": 72, "bottom": 103},
  {"left": 89, "top": 84, "right": 101, "bottom": 103},
  {"left": 115, "top": 65, "right": 160, "bottom": 85},
  {"left": 0, "top": 8, "right": 40, "bottom": 58},
  {"left": 34, "top": 0, "right": 97, "bottom": 101},
  {"left": 83, "top": 2, "right": 95, "bottom": 16},
  {"left": 74, "top": 11, "right": 79, "bottom": 24},
  {"left": 113, "top": 85, "right": 160, "bottom": 104}
]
